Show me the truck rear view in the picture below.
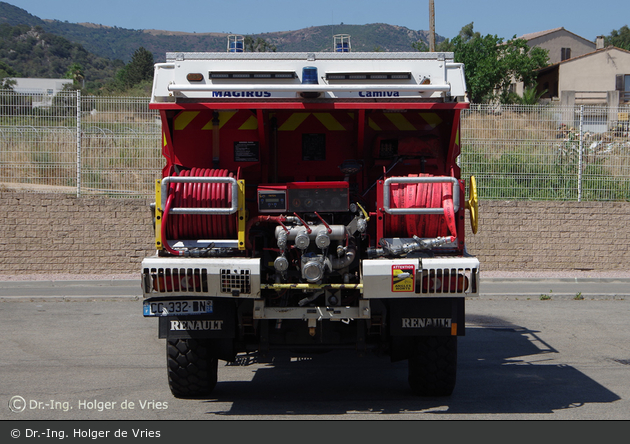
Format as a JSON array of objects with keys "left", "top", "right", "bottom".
[{"left": 143, "top": 40, "right": 480, "bottom": 398}]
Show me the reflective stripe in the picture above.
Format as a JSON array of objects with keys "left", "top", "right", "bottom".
[
  {"left": 174, "top": 111, "right": 199, "bottom": 130},
  {"left": 278, "top": 113, "right": 310, "bottom": 131},
  {"left": 384, "top": 113, "right": 416, "bottom": 131},
  {"left": 368, "top": 118, "right": 382, "bottom": 131},
  {"left": 238, "top": 115, "right": 258, "bottom": 130},
  {"left": 201, "top": 111, "right": 237, "bottom": 130},
  {"left": 313, "top": 113, "right": 346, "bottom": 131},
  {"left": 368, "top": 112, "right": 444, "bottom": 132},
  {"left": 419, "top": 112, "right": 443, "bottom": 129}
]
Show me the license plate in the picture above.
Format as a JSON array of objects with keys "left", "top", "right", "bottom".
[{"left": 143, "top": 299, "right": 213, "bottom": 317}]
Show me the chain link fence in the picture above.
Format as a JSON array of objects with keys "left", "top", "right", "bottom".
[
  {"left": 79, "top": 95, "right": 162, "bottom": 196},
  {"left": 460, "top": 104, "right": 630, "bottom": 201},
  {"left": 1, "top": 90, "right": 629, "bottom": 201},
  {"left": 0, "top": 90, "right": 162, "bottom": 197}
]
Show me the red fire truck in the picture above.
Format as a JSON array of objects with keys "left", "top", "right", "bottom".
[{"left": 142, "top": 36, "right": 479, "bottom": 398}]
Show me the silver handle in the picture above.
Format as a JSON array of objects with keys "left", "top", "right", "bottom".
[{"left": 382, "top": 176, "right": 459, "bottom": 215}]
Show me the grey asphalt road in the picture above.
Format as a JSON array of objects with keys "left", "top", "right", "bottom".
[
  {"left": 480, "top": 278, "right": 630, "bottom": 300},
  {"left": 0, "top": 280, "right": 144, "bottom": 299},
  {"left": 0, "top": 279, "right": 629, "bottom": 420}
]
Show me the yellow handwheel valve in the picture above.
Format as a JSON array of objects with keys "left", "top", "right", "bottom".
[{"left": 465, "top": 176, "right": 479, "bottom": 234}]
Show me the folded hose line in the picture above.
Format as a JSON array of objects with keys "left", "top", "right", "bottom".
[
  {"left": 388, "top": 174, "right": 457, "bottom": 239},
  {"left": 161, "top": 168, "right": 236, "bottom": 256}
]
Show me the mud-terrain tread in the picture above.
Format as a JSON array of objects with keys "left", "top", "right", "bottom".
[
  {"left": 167, "top": 339, "right": 218, "bottom": 398},
  {"left": 408, "top": 336, "right": 457, "bottom": 397}
]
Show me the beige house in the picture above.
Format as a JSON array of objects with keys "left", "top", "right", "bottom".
[
  {"left": 510, "top": 27, "right": 630, "bottom": 106},
  {"left": 535, "top": 46, "right": 630, "bottom": 105},
  {"left": 508, "top": 28, "right": 596, "bottom": 97},
  {"left": 520, "top": 27, "right": 596, "bottom": 65}
]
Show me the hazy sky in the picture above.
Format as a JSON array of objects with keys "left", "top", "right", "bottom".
[{"left": 4, "top": 0, "right": 627, "bottom": 42}]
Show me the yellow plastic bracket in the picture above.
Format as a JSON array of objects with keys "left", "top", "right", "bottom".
[
  {"left": 154, "top": 179, "right": 163, "bottom": 250},
  {"left": 238, "top": 179, "right": 246, "bottom": 250},
  {"left": 465, "top": 175, "right": 479, "bottom": 234}
]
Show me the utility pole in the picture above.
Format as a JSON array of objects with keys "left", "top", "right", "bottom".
[{"left": 429, "top": 0, "right": 435, "bottom": 52}]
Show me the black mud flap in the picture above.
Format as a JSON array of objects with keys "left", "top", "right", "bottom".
[
  {"left": 159, "top": 299, "right": 236, "bottom": 340},
  {"left": 389, "top": 298, "right": 465, "bottom": 337},
  {"left": 389, "top": 298, "right": 464, "bottom": 362}
]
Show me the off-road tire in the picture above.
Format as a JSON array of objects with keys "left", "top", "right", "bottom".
[
  {"left": 408, "top": 336, "right": 457, "bottom": 397},
  {"left": 167, "top": 339, "right": 218, "bottom": 398}
]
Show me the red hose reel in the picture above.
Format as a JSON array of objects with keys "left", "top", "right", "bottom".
[
  {"left": 161, "top": 169, "right": 238, "bottom": 255},
  {"left": 386, "top": 173, "right": 458, "bottom": 239}
]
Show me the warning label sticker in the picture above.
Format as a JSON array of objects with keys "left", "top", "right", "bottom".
[{"left": 392, "top": 264, "right": 415, "bottom": 292}]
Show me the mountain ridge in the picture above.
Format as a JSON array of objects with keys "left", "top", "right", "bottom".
[{"left": 0, "top": 2, "right": 443, "bottom": 63}]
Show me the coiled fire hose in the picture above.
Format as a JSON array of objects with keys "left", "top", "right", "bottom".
[
  {"left": 161, "top": 168, "right": 237, "bottom": 256},
  {"left": 387, "top": 173, "right": 457, "bottom": 239}
]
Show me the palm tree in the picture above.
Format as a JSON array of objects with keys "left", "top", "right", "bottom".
[
  {"left": 519, "top": 87, "right": 547, "bottom": 105},
  {"left": 65, "top": 63, "right": 85, "bottom": 88}
]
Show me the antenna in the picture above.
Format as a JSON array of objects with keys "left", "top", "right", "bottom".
[{"left": 429, "top": 0, "right": 435, "bottom": 52}]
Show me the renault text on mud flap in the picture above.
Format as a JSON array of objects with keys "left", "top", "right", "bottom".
[
  {"left": 170, "top": 320, "right": 224, "bottom": 331},
  {"left": 402, "top": 318, "right": 452, "bottom": 328}
]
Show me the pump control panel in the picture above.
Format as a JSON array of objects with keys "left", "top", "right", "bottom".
[
  {"left": 257, "top": 189, "right": 287, "bottom": 213},
  {"left": 258, "top": 182, "right": 349, "bottom": 213}
]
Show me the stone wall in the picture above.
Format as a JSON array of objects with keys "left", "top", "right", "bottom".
[
  {"left": 0, "top": 192, "right": 154, "bottom": 275},
  {"left": 465, "top": 200, "right": 630, "bottom": 272},
  {"left": 1, "top": 192, "right": 629, "bottom": 276}
]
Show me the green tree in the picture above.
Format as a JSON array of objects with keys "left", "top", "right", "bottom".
[
  {"left": 458, "top": 22, "right": 480, "bottom": 41},
  {"left": 0, "top": 60, "right": 22, "bottom": 114},
  {"left": 497, "top": 39, "right": 549, "bottom": 103},
  {"left": 0, "top": 24, "right": 123, "bottom": 94},
  {"left": 449, "top": 23, "right": 548, "bottom": 103},
  {"left": 605, "top": 25, "right": 630, "bottom": 50},
  {"left": 411, "top": 40, "right": 428, "bottom": 52},
  {"left": 0, "top": 77, "right": 16, "bottom": 90},
  {"left": 0, "top": 60, "right": 17, "bottom": 88},
  {"left": 64, "top": 62, "right": 85, "bottom": 88},
  {"left": 516, "top": 87, "right": 548, "bottom": 105},
  {"left": 433, "top": 22, "right": 479, "bottom": 52},
  {"left": 244, "top": 36, "right": 277, "bottom": 52},
  {"left": 121, "top": 46, "right": 154, "bottom": 88}
]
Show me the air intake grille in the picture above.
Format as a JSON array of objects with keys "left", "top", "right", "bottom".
[
  {"left": 418, "top": 267, "right": 478, "bottom": 295},
  {"left": 143, "top": 268, "right": 208, "bottom": 294},
  {"left": 221, "top": 269, "right": 251, "bottom": 294}
]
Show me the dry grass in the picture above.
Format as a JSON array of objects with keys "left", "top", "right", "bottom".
[{"left": 1, "top": 101, "right": 629, "bottom": 199}]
